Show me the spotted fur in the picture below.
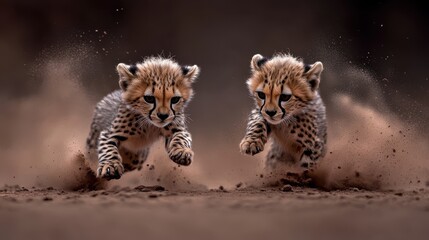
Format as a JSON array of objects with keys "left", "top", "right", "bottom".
[
  {"left": 240, "top": 53, "right": 327, "bottom": 169},
  {"left": 86, "top": 57, "right": 199, "bottom": 180}
]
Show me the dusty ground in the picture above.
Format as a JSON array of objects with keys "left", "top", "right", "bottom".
[{"left": 1, "top": 184, "right": 429, "bottom": 240}]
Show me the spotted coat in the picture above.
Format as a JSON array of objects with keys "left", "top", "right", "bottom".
[
  {"left": 240, "top": 53, "right": 327, "bottom": 169},
  {"left": 86, "top": 57, "right": 199, "bottom": 180}
]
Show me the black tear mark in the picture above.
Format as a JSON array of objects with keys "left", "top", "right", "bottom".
[
  {"left": 304, "top": 64, "right": 311, "bottom": 73},
  {"left": 257, "top": 57, "right": 268, "bottom": 67},
  {"left": 129, "top": 64, "right": 138, "bottom": 75},
  {"left": 278, "top": 85, "right": 286, "bottom": 118},
  {"left": 181, "top": 66, "right": 190, "bottom": 76}
]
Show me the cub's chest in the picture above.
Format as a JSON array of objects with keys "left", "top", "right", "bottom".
[
  {"left": 111, "top": 111, "right": 162, "bottom": 151},
  {"left": 119, "top": 127, "right": 161, "bottom": 151},
  {"left": 270, "top": 116, "right": 318, "bottom": 143}
]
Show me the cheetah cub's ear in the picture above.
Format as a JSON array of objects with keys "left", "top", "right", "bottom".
[
  {"left": 250, "top": 54, "right": 268, "bottom": 72},
  {"left": 116, "top": 63, "right": 138, "bottom": 91},
  {"left": 303, "top": 62, "right": 324, "bottom": 91},
  {"left": 180, "top": 65, "right": 200, "bottom": 86}
]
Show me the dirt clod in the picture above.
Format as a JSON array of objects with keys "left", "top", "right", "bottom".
[
  {"left": 43, "top": 197, "right": 53, "bottom": 201},
  {"left": 281, "top": 185, "right": 293, "bottom": 192},
  {"left": 134, "top": 185, "right": 165, "bottom": 192}
]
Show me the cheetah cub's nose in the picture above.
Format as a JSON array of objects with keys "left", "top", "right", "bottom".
[
  {"left": 265, "top": 110, "right": 277, "bottom": 117},
  {"left": 157, "top": 113, "right": 169, "bottom": 121}
]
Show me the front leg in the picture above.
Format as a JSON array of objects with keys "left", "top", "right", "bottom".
[
  {"left": 97, "top": 130, "right": 125, "bottom": 180},
  {"left": 163, "top": 122, "right": 193, "bottom": 166},
  {"left": 240, "top": 109, "right": 270, "bottom": 155}
]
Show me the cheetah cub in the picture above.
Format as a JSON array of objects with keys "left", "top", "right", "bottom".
[
  {"left": 240, "top": 53, "right": 327, "bottom": 169},
  {"left": 86, "top": 57, "right": 199, "bottom": 180}
]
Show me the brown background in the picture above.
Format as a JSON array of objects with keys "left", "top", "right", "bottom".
[{"left": 0, "top": 0, "right": 428, "bottom": 188}]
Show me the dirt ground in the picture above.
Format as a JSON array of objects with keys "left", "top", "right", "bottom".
[{"left": 1, "top": 184, "right": 429, "bottom": 240}]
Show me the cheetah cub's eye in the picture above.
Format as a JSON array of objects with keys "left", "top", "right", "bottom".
[
  {"left": 256, "top": 91, "right": 266, "bottom": 100},
  {"left": 279, "top": 94, "right": 292, "bottom": 102},
  {"left": 143, "top": 95, "right": 155, "bottom": 103},
  {"left": 171, "top": 96, "right": 181, "bottom": 104}
]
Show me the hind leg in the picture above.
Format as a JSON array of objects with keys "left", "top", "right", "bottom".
[
  {"left": 120, "top": 148, "right": 150, "bottom": 172},
  {"left": 266, "top": 142, "right": 314, "bottom": 186},
  {"left": 299, "top": 139, "right": 326, "bottom": 171},
  {"left": 265, "top": 142, "right": 296, "bottom": 169}
]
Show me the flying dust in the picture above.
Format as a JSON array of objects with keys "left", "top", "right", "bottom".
[
  {"left": 0, "top": 46, "right": 427, "bottom": 191},
  {"left": 254, "top": 56, "right": 429, "bottom": 190}
]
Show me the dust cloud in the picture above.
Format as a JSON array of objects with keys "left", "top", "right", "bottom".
[
  {"left": 313, "top": 58, "right": 429, "bottom": 190},
  {"left": 252, "top": 57, "right": 429, "bottom": 190},
  {"left": 0, "top": 46, "right": 95, "bottom": 188},
  {"left": 0, "top": 46, "right": 427, "bottom": 191},
  {"left": 0, "top": 46, "right": 209, "bottom": 191},
  {"left": 314, "top": 94, "right": 429, "bottom": 190}
]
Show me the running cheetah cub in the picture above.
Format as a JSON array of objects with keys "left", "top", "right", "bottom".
[
  {"left": 86, "top": 57, "right": 199, "bottom": 180},
  {"left": 240, "top": 53, "right": 327, "bottom": 169}
]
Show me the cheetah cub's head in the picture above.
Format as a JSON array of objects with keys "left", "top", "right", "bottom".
[
  {"left": 116, "top": 57, "right": 199, "bottom": 128},
  {"left": 247, "top": 53, "right": 323, "bottom": 125}
]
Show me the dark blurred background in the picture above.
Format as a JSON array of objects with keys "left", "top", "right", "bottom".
[
  {"left": 1, "top": 0, "right": 428, "bottom": 113},
  {"left": 1, "top": 0, "right": 428, "bottom": 185}
]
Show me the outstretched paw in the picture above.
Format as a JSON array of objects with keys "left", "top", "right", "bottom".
[
  {"left": 169, "top": 148, "right": 193, "bottom": 166},
  {"left": 97, "top": 160, "right": 124, "bottom": 180},
  {"left": 240, "top": 138, "right": 264, "bottom": 155}
]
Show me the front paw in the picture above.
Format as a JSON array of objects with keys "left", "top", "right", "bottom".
[
  {"left": 240, "top": 137, "right": 264, "bottom": 155},
  {"left": 97, "top": 160, "right": 124, "bottom": 180},
  {"left": 169, "top": 148, "right": 193, "bottom": 166}
]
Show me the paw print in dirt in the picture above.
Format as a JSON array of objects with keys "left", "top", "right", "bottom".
[
  {"left": 169, "top": 148, "right": 193, "bottom": 166},
  {"left": 97, "top": 160, "right": 124, "bottom": 180},
  {"left": 240, "top": 138, "right": 264, "bottom": 155}
]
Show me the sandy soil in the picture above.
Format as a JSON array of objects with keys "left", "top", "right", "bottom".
[{"left": 1, "top": 184, "right": 429, "bottom": 240}]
